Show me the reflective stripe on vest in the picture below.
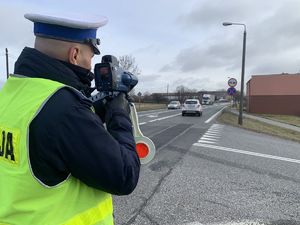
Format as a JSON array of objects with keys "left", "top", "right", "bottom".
[
  {"left": 62, "top": 195, "right": 113, "bottom": 225},
  {"left": 0, "top": 75, "right": 113, "bottom": 225}
]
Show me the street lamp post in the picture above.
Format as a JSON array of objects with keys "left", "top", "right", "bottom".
[
  {"left": 5, "top": 48, "right": 9, "bottom": 79},
  {"left": 223, "top": 22, "right": 246, "bottom": 125}
]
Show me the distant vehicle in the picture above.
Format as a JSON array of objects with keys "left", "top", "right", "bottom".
[
  {"left": 182, "top": 99, "right": 203, "bottom": 116},
  {"left": 202, "top": 94, "right": 215, "bottom": 105},
  {"left": 167, "top": 101, "right": 181, "bottom": 109},
  {"left": 218, "top": 98, "right": 229, "bottom": 103}
]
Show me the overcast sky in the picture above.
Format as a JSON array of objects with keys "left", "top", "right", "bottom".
[{"left": 1, "top": 0, "right": 300, "bottom": 93}]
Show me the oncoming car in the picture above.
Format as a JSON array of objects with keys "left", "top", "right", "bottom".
[
  {"left": 182, "top": 99, "right": 203, "bottom": 116},
  {"left": 167, "top": 101, "right": 181, "bottom": 109}
]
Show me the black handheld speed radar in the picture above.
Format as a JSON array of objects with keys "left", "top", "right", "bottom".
[{"left": 94, "top": 55, "right": 138, "bottom": 94}]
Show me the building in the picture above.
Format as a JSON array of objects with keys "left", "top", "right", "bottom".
[{"left": 246, "top": 73, "right": 300, "bottom": 116}]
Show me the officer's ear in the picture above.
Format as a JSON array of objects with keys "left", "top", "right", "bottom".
[{"left": 68, "top": 46, "right": 80, "bottom": 65}]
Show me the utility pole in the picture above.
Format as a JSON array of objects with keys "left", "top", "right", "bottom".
[
  {"left": 223, "top": 22, "right": 247, "bottom": 125},
  {"left": 5, "top": 48, "right": 9, "bottom": 79},
  {"left": 238, "top": 29, "right": 247, "bottom": 125},
  {"left": 166, "top": 84, "right": 169, "bottom": 101}
]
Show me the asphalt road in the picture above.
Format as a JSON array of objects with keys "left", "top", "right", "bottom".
[{"left": 113, "top": 103, "right": 300, "bottom": 225}]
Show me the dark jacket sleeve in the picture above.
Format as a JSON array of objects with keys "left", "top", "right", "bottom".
[{"left": 29, "top": 88, "right": 140, "bottom": 195}]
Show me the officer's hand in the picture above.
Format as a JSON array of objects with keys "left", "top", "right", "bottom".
[
  {"left": 105, "top": 93, "right": 130, "bottom": 123},
  {"left": 93, "top": 98, "right": 106, "bottom": 123}
]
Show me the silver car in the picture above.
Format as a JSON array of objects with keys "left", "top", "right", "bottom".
[
  {"left": 182, "top": 99, "right": 203, "bottom": 116},
  {"left": 167, "top": 101, "right": 181, "bottom": 109}
]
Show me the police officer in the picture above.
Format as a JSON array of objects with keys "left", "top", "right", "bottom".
[{"left": 0, "top": 13, "right": 140, "bottom": 225}]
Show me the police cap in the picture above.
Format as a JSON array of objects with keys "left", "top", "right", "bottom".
[{"left": 24, "top": 13, "right": 108, "bottom": 55}]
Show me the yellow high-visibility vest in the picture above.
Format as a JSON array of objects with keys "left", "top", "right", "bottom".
[{"left": 0, "top": 75, "right": 113, "bottom": 225}]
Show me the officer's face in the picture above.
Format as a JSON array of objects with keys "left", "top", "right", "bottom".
[
  {"left": 76, "top": 44, "right": 94, "bottom": 70},
  {"left": 69, "top": 44, "right": 94, "bottom": 70}
]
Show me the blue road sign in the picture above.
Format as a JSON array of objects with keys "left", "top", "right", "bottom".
[{"left": 227, "top": 87, "right": 237, "bottom": 95}]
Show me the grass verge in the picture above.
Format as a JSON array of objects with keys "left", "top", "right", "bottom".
[
  {"left": 217, "top": 110, "right": 300, "bottom": 143},
  {"left": 257, "top": 114, "right": 300, "bottom": 128},
  {"left": 134, "top": 103, "right": 166, "bottom": 112}
]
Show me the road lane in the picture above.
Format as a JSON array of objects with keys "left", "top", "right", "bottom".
[
  {"left": 194, "top": 143, "right": 300, "bottom": 164},
  {"left": 193, "top": 124, "right": 300, "bottom": 187},
  {"left": 138, "top": 104, "right": 228, "bottom": 130},
  {"left": 133, "top": 123, "right": 300, "bottom": 225},
  {"left": 113, "top": 103, "right": 227, "bottom": 225}
]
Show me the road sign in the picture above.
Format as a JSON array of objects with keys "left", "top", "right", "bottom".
[
  {"left": 228, "top": 78, "right": 238, "bottom": 87},
  {"left": 227, "top": 87, "right": 237, "bottom": 95}
]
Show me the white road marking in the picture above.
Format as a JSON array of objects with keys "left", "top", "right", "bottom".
[
  {"left": 205, "top": 107, "right": 227, "bottom": 123},
  {"left": 139, "top": 113, "right": 181, "bottom": 125},
  {"left": 193, "top": 143, "right": 300, "bottom": 164},
  {"left": 196, "top": 124, "right": 224, "bottom": 144},
  {"left": 207, "top": 129, "right": 222, "bottom": 133},
  {"left": 200, "top": 137, "right": 216, "bottom": 141},
  {"left": 203, "top": 132, "right": 222, "bottom": 136},
  {"left": 208, "top": 127, "right": 224, "bottom": 130},
  {"left": 206, "top": 129, "right": 222, "bottom": 133},
  {"left": 148, "top": 113, "right": 181, "bottom": 123},
  {"left": 202, "top": 134, "right": 221, "bottom": 139},
  {"left": 198, "top": 140, "right": 216, "bottom": 144},
  {"left": 148, "top": 115, "right": 158, "bottom": 118},
  {"left": 211, "top": 124, "right": 223, "bottom": 126},
  {"left": 138, "top": 110, "right": 170, "bottom": 117},
  {"left": 209, "top": 126, "right": 223, "bottom": 129},
  {"left": 205, "top": 131, "right": 222, "bottom": 135}
]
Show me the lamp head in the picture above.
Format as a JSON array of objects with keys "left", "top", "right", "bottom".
[{"left": 222, "top": 22, "right": 232, "bottom": 26}]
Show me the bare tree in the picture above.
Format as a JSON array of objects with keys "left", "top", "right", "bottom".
[
  {"left": 119, "top": 55, "right": 141, "bottom": 96},
  {"left": 119, "top": 55, "right": 141, "bottom": 75},
  {"left": 175, "top": 85, "right": 199, "bottom": 102},
  {"left": 175, "top": 85, "right": 197, "bottom": 93}
]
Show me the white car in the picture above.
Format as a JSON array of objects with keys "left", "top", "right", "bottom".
[
  {"left": 182, "top": 99, "right": 203, "bottom": 116},
  {"left": 167, "top": 101, "right": 181, "bottom": 109}
]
